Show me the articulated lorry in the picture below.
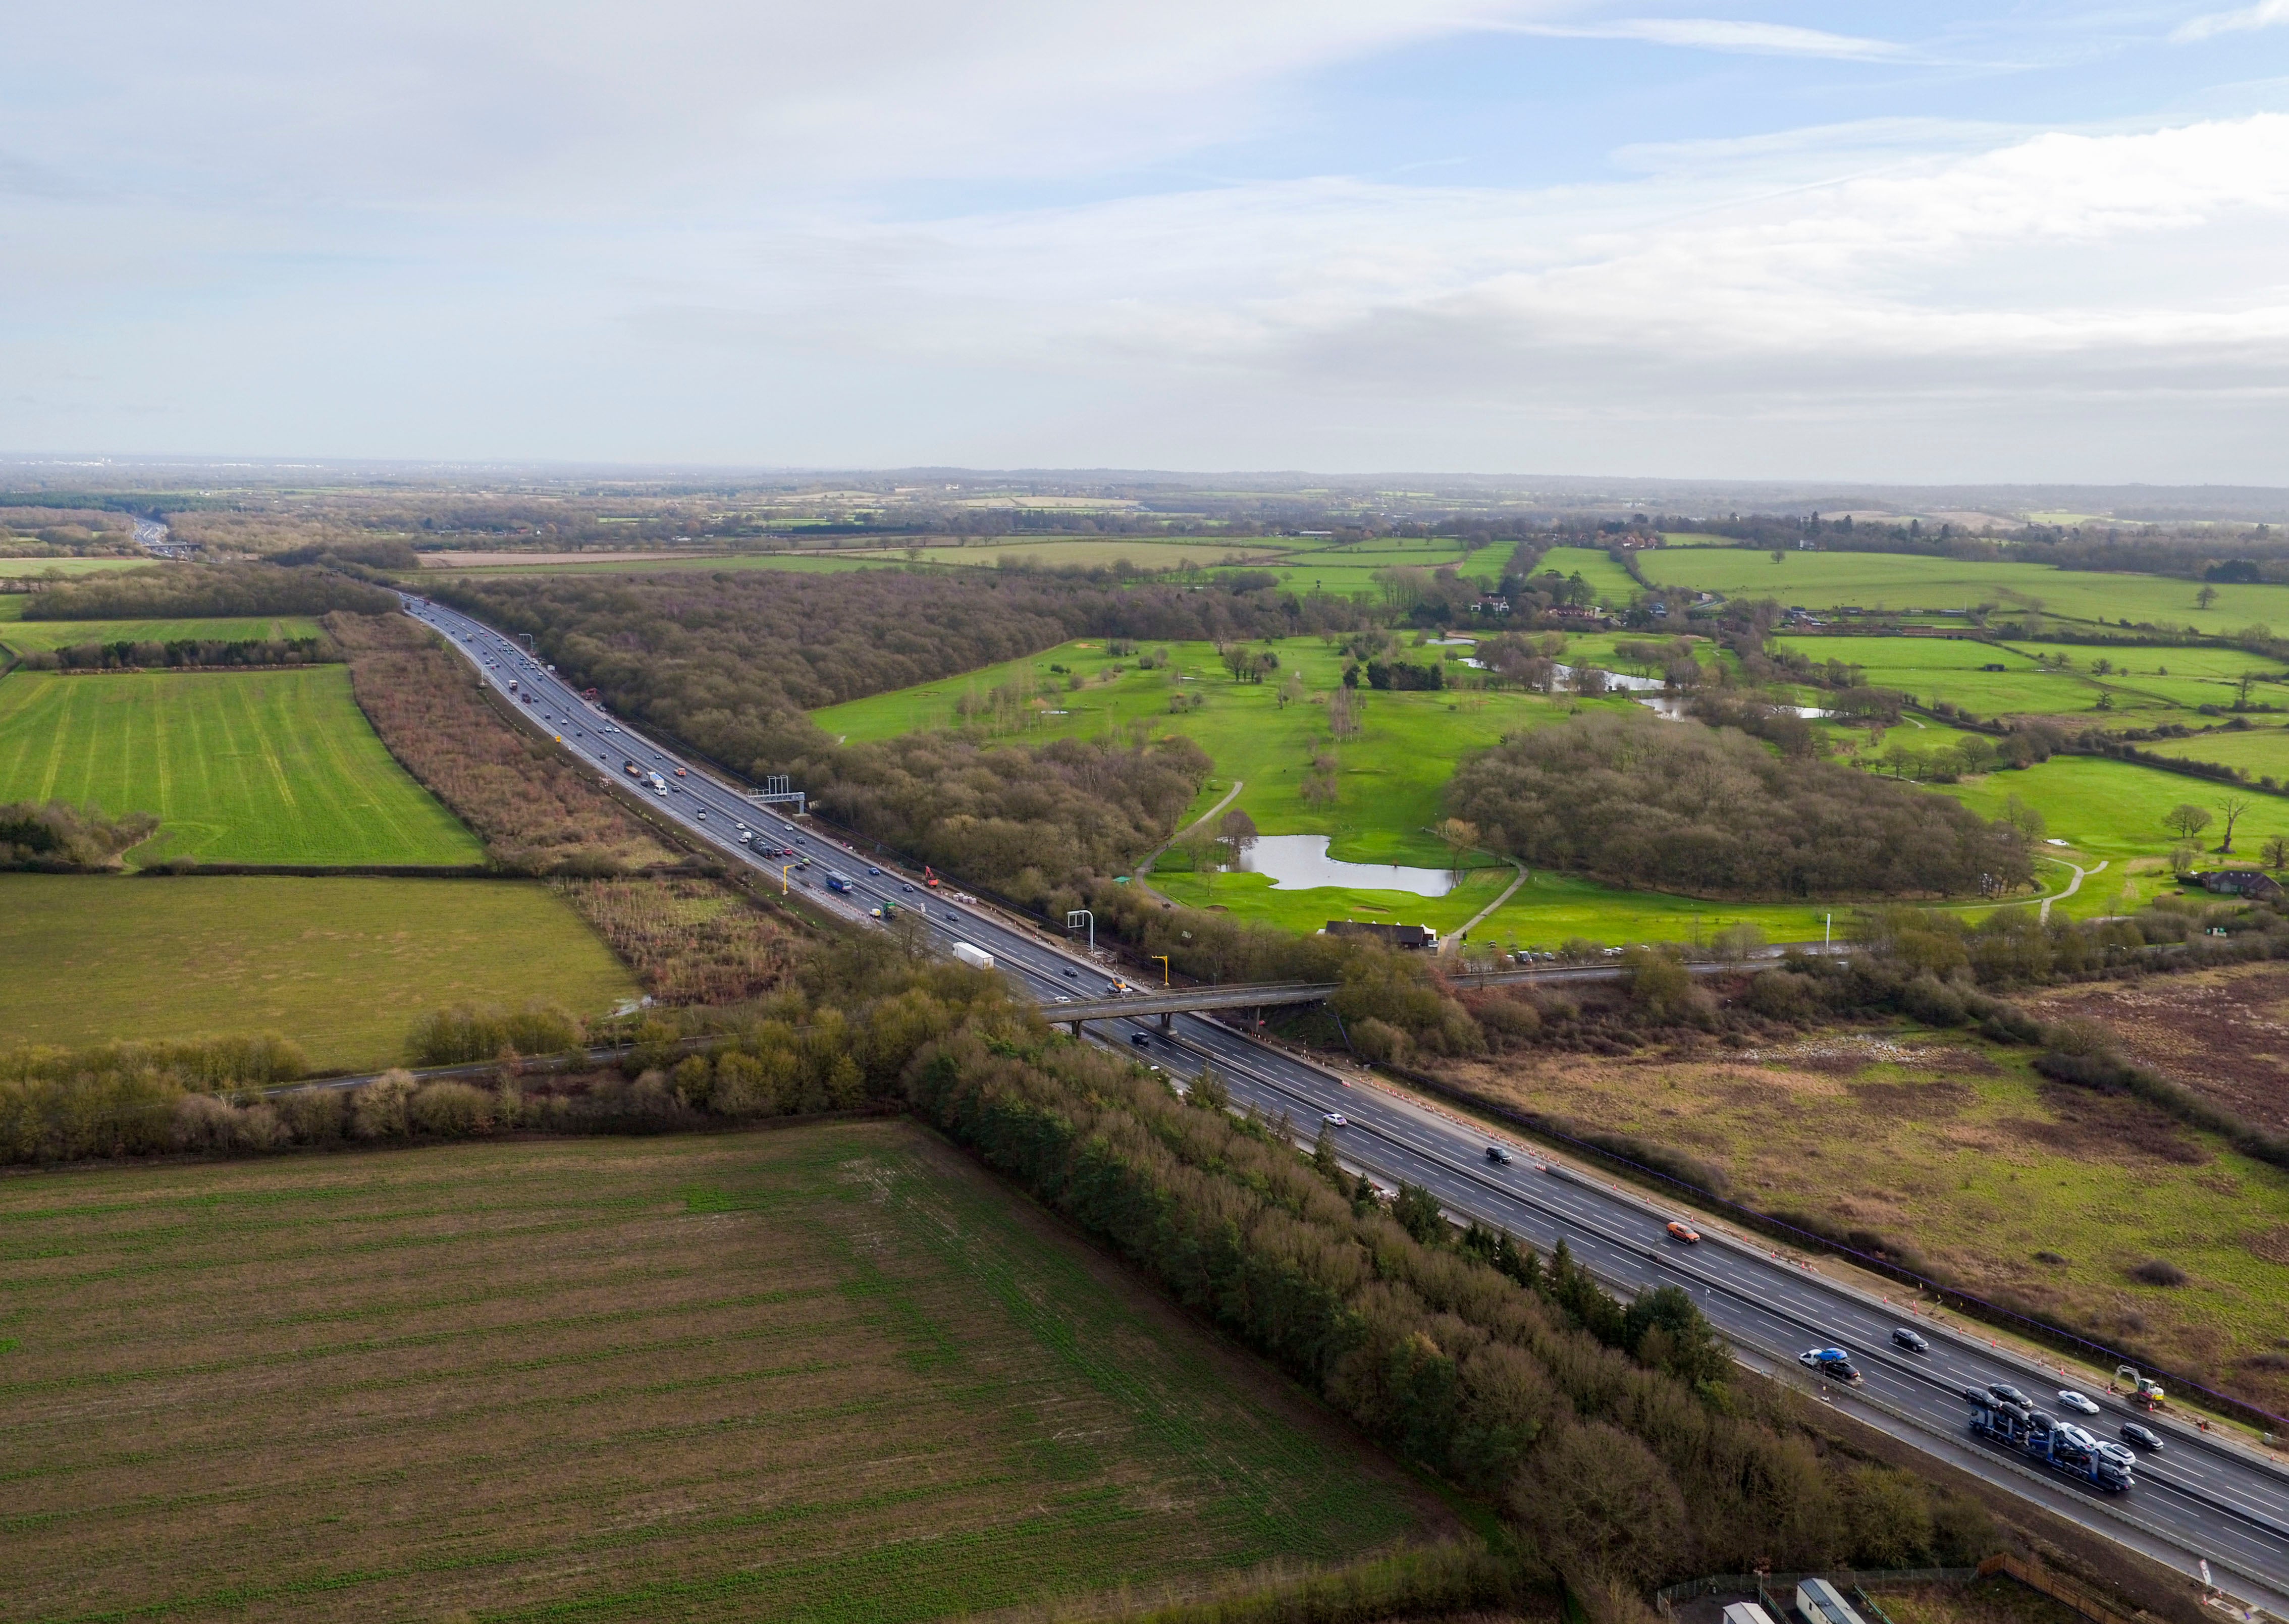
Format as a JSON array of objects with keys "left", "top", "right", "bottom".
[
  {"left": 951, "top": 942, "right": 994, "bottom": 971},
  {"left": 1966, "top": 1393, "right": 2133, "bottom": 1491}
]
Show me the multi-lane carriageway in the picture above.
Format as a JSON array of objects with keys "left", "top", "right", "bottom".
[{"left": 403, "top": 595, "right": 2289, "bottom": 1611}]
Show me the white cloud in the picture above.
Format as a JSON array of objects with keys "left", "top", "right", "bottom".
[
  {"left": 1501, "top": 17, "right": 1913, "bottom": 61},
  {"left": 2174, "top": 0, "right": 2289, "bottom": 42}
]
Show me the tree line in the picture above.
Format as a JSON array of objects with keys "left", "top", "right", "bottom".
[
  {"left": 22, "top": 562, "right": 397, "bottom": 620},
  {"left": 20, "top": 635, "right": 333, "bottom": 671}
]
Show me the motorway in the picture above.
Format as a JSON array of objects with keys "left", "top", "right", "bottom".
[{"left": 400, "top": 593, "right": 2289, "bottom": 1609}]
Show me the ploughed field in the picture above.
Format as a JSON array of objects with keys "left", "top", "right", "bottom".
[
  {"left": 0, "top": 665, "right": 481, "bottom": 865},
  {"left": 0, "top": 874, "right": 635, "bottom": 1070},
  {"left": 0, "top": 1122, "right": 1440, "bottom": 1622}
]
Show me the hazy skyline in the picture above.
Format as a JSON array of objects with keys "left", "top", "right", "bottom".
[{"left": 6, "top": 3, "right": 2287, "bottom": 480}]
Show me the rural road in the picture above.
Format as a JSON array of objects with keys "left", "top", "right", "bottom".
[
  {"left": 2039, "top": 855, "right": 2104, "bottom": 922},
  {"left": 400, "top": 592, "right": 2289, "bottom": 1611}
]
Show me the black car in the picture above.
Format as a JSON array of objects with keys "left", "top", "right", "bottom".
[
  {"left": 1988, "top": 1383, "right": 2031, "bottom": 1408},
  {"left": 2120, "top": 1422, "right": 2163, "bottom": 1452},
  {"left": 1891, "top": 1327, "right": 1929, "bottom": 1354},
  {"left": 1062, "top": 968, "right": 1078, "bottom": 979},
  {"left": 1129, "top": 1034, "right": 1151, "bottom": 1048},
  {"left": 1485, "top": 1145, "right": 1512, "bottom": 1165}
]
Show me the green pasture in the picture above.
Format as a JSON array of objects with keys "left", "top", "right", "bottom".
[
  {"left": 0, "top": 596, "right": 24, "bottom": 621},
  {"left": 1642, "top": 549, "right": 2289, "bottom": 635},
  {"left": 0, "top": 556, "right": 151, "bottom": 579},
  {"left": 1657, "top": 532, "right": 1740, "bottom": 547},
  {"left": 0, "top": 874, "right": 633, "bottom": 1070},
  {"left": 1938, "top": 756, "right": 2287, "bottom": 864},
  {"left": 2142, "top": 723, "right": 2289, "bottom": 781},
  {"left": 1776, "top": 635, "right": 2289, "bottom": 718},
  {"left": 1530, "top": 546, "right": 1640, "bottom": 606},
  {"left": 864, "top": 538, "right": 1287, "bottom": 571},
  {"left": 0, "top": 615, "right": 324, "bottom": 652},
  {"left": 0, "top": 666, "right": 482, "bottom": 865}
]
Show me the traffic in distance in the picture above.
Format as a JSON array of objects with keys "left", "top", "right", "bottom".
[{"left": 398, "top": 593, "right": 2289, "bottom": 1608}]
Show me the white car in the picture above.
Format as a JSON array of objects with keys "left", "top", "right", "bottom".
[
  {"left": 1322, "top": 1112, "right": 1348, "bottom": 1127},
  {"left": 2057, "top": 1390, "right": 2100, "bottom": 1416}
]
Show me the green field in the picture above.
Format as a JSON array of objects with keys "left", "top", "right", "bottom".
[
  {"left": 1940, "top": 755, "right": 2288, "bottom": 865},
  {"left": 0, "top": 873, "right": 635, "bottom": 1069},
  {"left": 1642, "top": 549, "right": 2289, "bottom": 635},
  {"left": 1775, "top": 635, "right": 2289, "bottom": 719},
  {"left": 2143, "top": 723, "right": 2289, "bottom": 782},
  {"left": 1529, "top": 546, "right": 1641, "bottom": 606},
  {"left": 0, "top": 665, "right": 482, "bottom": 864},
  {"left": 0, "top": 595, "right": 24, "bottom": 621},
  {"left": 0, "top": 615, "right": 324, "bottom": 652},
  {"left": 0, "top": 556, "right": 150, "bottom": 578},
  {"left": 0, "top": 1122, "right": 1438, "bottom": 1621}
]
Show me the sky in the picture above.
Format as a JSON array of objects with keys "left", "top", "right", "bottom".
[{"left": 3, "top": 2, "right": 2288, "bottom": 482}]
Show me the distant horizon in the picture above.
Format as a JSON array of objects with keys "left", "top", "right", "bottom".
[{"left": 6, "top": 4, "right": 2285, "bottom": 480}]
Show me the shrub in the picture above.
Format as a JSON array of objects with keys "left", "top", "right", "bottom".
[
  {"left": 2131, "top": 1258, "right": 2189, "bottom": 1287},
  {"left": 352, "top": 1071, "right": 417, "bottom": 1139},
  {"left": 408, "top": 1080, "right": 496, "bottom": 1136}
]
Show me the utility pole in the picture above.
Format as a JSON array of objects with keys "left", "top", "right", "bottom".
[{"left": 1152, "top": 954, "right": 1170, "bottom": 987}]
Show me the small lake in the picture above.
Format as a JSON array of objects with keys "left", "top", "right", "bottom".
[
  {"left": 1637, "top": 694, "right": 1832, "bottom": 721},
  {"left": 1235, "top": 835, "right": 1458, "bottom": 897}
]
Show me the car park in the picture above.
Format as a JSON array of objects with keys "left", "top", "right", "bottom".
[
  {"left": 1891, "top": 1327, "right": 1930, "bottom": 1354},
  {"left": 1665, "top": 1221, "right": 1700, "bottom": 1243},
  {"left": 2057, "top": 1390, "right": 2100, "bottom": 1416},
  {"left": 2120, "top": 1422, "right": 2163, "bottom": 1451}
]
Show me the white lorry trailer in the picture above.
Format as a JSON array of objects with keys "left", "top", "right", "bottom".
[{"left": 951, "top": 943, "right": 994, "bottom": 971}]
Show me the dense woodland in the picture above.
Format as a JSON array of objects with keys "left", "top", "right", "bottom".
[
  {"left": 20, "top": 634, "right": 333, "bottom": 671},
  {"left": 1447, "top": 713, "right": 2035, "bottom": 899}
]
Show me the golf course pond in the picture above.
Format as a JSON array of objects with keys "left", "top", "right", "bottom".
[{"left": 1235, "top": 835, "right": 1459, "bottom": 897}]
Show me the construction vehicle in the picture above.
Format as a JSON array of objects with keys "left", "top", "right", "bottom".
[
  {"left": 2115, "top": 1365, "right": 2166, "bottom": 1409},
  {"left": 951, "top": 943, "right": 994, "bottom": 970},
  {"left": 1966, "top": 1392, "right": 2133, "bottom": 1491},
  {"left": 924, "top": 865, "right": 941, "bottom": 888}
]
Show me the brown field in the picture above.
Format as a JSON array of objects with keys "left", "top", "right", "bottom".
[
  {"left": 2025, "top": 963, "right": 2289, "bottom": 1136},
  {"left": 1434, "top": 1030, "right": 2289, "bottom": 1409},
  {"left": 0, "top": 1121, "right": 1441, "bottom": 1622},
  {"left": 415, "top": 549, "right": 734, "bottom": 568}
]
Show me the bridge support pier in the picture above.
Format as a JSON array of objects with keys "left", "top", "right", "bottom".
[
  {"left": 1159, "top": 1012, "right": 1173, "bottom": 1030},
  {"left": 1068, "top": 1020, "right": 1084, "bottom": 1038}
]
